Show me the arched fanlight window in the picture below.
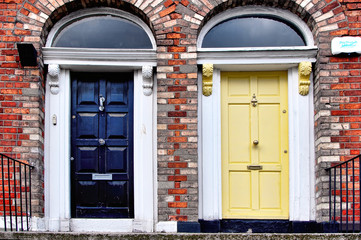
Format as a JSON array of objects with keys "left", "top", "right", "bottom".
[
  {"left": 52, "top": 16, "right": 153, "bottom": 49},
  {"left": 202, "top": 16, "right": 306, "bottom": 48}
]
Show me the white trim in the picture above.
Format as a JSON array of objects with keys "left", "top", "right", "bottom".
[
  {"left": 288, "top": 67, "right": 316, "bottom": 221},
  {"left": 199, "top": 69, "right": 222, "bottom": 220},
  {"left": 197, "top": 6, "right": 315, "bottom": 48},
  {"left": 46, "top": 8, "right": 156, "bottom": 50},
  {"left": 197, "top": 47, "right": 317, "bottom": 65},
  {"left": 199, "top": 66, "right": 316, "bottom": 221},
  {"left": 42, "top": 48, "right": 157, "bottom": 67},
  {"left": 43, "top": 68, "right": 156, "bottom": 232}
]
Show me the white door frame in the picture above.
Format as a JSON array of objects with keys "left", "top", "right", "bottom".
[
  {"left": 198, "top": 65, "right": 316, "bottom": 221},
  {"left": 39, "top": 7, "right": 158, "bottom": 232},
  {"left": 41, "top": 66, "right": 157, "bottom": 232}
]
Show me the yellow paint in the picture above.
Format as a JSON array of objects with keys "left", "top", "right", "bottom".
[
  {"left": 202, "top": 64, "right": 213, "bottom": 96},
  {"left": 221, "top": 72, "right": 289, "bottom": 219},
  {"left": 298, "top": 61, "right": 312, "bottom": 96}
]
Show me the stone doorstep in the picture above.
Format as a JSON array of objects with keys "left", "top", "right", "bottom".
[{"left": 0, "top": 233, "right": 361, "bottom": 240}]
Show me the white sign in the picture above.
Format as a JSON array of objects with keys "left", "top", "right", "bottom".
[{"left": 331, "top": 37, "right": 361, "bottom": 55}]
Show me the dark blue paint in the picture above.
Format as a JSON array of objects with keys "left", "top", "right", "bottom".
[
  {"left": 71, "top": 72, "right": 134, "bottom": 218},
  {"left": 177, "top": 222, "right": 201, "bottom": 233},
  {"left": 199, "top": 220, "right": 220, "bottom": 233},
  {"left": 198, "top": 220, "right": 325, "bottom": 233}
]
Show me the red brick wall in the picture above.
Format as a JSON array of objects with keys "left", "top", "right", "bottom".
[{"left": 0, "top": 0, "right": 44, "bottom": 217}]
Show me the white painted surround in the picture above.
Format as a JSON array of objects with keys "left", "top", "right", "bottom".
[
  {"left": 198, "top": 66, "right": 316, "bottom": 221},
  {"left": 198, "top": 6, "right": 317, "bottom": 222},
  {"left": 41, "top": 67, "right": 157, "bottom": 232},
  {"left": 39, "top": 8, "right": 159, "bottom": 232}
]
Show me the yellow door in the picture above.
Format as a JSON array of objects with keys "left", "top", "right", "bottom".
[{"left": 221, "top": 71, "right": 289, "bottom": 219}]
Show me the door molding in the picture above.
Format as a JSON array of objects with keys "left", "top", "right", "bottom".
[
  {"left": 42, "top": 67, "right": 156, "bottom": 232},
  {"left": 198, "top": 66, "right": 315, "bottom": 221}
]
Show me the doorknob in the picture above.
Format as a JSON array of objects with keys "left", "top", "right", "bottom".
[
  {"left": 99, "top": 138, "right": 105, "bottom": 145},
  {"left": 253, "top": 140, "right": 259, "bottom": 145},
  {"left": 99, "top": 96, "right": 105, "bottom": 111}
]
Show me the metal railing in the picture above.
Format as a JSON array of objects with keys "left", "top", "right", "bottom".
[
  {"left": 326, "top": 154, "right": 361, "bottom": 233},
  {"left": 0, "top": 153, "right": 33, "bottom": 231}
]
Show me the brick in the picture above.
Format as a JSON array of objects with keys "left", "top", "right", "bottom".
[
  {"left": 168, "top": 202, "right": 187, "bottom": 208},
  {"left": 168, "top": 162, "right": 187, "bottom": 168},
  {"left": 168, "top": 46, "right": 186, "bottom": 52},
  {"left": 168, "top": 112, "right": 187, "bottom": 117},
  {"left": 159, "top": 4, "right": 176, "bottom": 18},
  {"left": 167, "top": 137, "right": 187, "bottom": 142},
  {"left": 168, "top": 176, "right": 187, "bottom": 181}
]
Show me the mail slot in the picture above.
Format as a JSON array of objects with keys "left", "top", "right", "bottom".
[
  {"left": 247, "top": 165, "right": 263, "bottom": 170},
  {"left": 92, "top": 174, "right": 112, "bottom": 180}
]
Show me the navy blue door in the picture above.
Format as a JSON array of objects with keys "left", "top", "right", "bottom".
[{"left": 71, "top": 72, "right": 134, "bottom": 218}]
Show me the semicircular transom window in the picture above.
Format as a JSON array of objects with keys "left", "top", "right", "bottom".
[
  {"left": 52, "top": 16, "right": 153, "bottom": 49},
  {"left": 202, "top": 17, "right": 306, "bottom": 48}
]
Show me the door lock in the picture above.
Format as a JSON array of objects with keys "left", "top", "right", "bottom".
[
  {"left": 251, "top": 94, "right": 258, "bottom": 107},
  {"left": 99, "top": 138, "right": 106, "bottom": 145},
  {"left": 99, "top": 96, "right": 105, "bottom": 111}
]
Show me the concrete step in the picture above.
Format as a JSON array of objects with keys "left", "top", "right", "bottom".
[{"left": 0, "top": 232, "right": 360, "bottom": 240}]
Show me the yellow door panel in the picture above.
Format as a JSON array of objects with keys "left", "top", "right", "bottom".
[
  {"left": 258, "top": 104, "right": 280, "bottom": 164},
  {"left": 228, "top": 76, "right": 251, "bottom": 97},
  {"left": 228, "top": 105, "right": 250, "bottom": 163},
  {"left": 229, "top": 171, "right": 251, "bottom": 209},
  {"left": 259, "top": 172, "right": 281, "bottom": 209},
  {"left": 257, "top": 76, "right": 280, "bottom": 96},
  {"left": 221, "top": 71, "right": 289, "bottom": 219}
]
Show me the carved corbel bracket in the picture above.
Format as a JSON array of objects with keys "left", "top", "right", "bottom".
[
  {"left": 48, "top": 64, "right": 60, "bottom": 95},
  {"left": 298, "top": 61, "right": 312, "bottom": 96},
  {"left": 202, "top": 63, "right": 213, "bottom": 96},
  {"left": 142, "top": 65, "right": 153, "bottom": 96}
]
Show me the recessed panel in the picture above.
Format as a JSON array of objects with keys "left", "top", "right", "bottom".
[
  {"left": 228, "top": 105, "right": 250, "bottom": 163},
  {"left": 106, "top": 147, "right": 127, "bottom": 172},
  {"left": 258, "top": 105, "right": 280, "bottom": 164},
  {"left": 259, "top": 172, "right": 281, "bottom": 209},
  {"left": 106, "top": 181, "right": 128, "bottom": 207},
  {"left": 258, "top": 77, "right": 280, "bottom": 96},
  {"left": 76, "top": 181, "right": 98, "bottom": 206},
  {"left": 107, "top": 80, "right": 128, "bottom": 106},
  {"left": 76, "top": 147, "right": 98, "bottom": 172},
  {"left": 77, "top": 113, "right": 98, "bottom": 138},
  {"left": 228, "top": 77, "right": 251, "bottom": 97},
  {"left": 77, "top": 80, "right": 98, "bottom": 105},
  {"left": 229, "top": 171, "right": 251, "bottom": 209},
  {"left": 107, "top": 113, "right": 128, "bottom": 139}
]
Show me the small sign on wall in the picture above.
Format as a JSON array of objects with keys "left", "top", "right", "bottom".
[{"left": 331, "top": 37, "right": 361, "bottom": 55}]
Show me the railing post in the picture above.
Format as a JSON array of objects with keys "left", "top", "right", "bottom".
[
  {"left": 8, "top": 157, "right": 12, "bottom": 231},
  {"left": 1, "top": 155, "right": 6, "bottom": 231},
  {"left": 329, "top": 169, "right": 332, "bottom": 223},
  {"left": 346, "top": 162, "right": 349, "bottom": 232},
  {"left": 19, "top": 163, "right": 24, "bottom": 231},
  {"left": 352, "top": 160, "right": 355, "bottom": 232},
  {"left": 13, "top": 161, "right": 18, "bottom": 231},
  {"left": 334, "top": 167, "right": 336, "bottom": 230}
]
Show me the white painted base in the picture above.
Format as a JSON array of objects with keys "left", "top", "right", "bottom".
[
  {"left": 155, "top": 221, "right": 177, "bottom": 233},
  {"left": 29, "top": 217, "right": 153, "bottom": 232}
]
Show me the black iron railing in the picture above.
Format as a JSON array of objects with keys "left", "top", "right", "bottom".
[
  {"left": 326, "top": 154, "right": 361, "bottom": 233},
  {"left": 0, "top": 153, "right": 33, "bottom": 231}
]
